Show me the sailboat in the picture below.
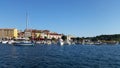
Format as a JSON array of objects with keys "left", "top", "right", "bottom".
[
  {"left": 13, "top": 38, "right": 34, "bottom": 46},
  {"left": 13, "top": 13, "right": 34, "bottom": 46}
]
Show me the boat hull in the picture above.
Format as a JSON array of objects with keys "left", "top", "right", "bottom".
[{"left": 13, "top": 43, "right": 34, "bottom": 46}]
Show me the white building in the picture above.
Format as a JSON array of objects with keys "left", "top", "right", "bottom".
[{"left": 48, "top": 33, "right": 62, "bottom": 39}]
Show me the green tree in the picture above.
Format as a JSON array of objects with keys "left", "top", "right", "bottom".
[
  {"left": 76, "top": 37, "right": 80, "bottom": 42},
  {"left": 52, "top": 37, "right": 56, "bottom": 41},
  {"left": 44, "top": 36, "right": 48, "bottom": 40},
  {"left": 61, "top": 35, "right": 67, "bottom": 41}
]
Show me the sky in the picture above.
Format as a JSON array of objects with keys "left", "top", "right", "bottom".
[{"left": 0, "top": 0, "right": 120, "bottom": 37}]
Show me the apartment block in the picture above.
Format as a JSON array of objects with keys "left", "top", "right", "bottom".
[{"left": 0, "top": 28, "right": 18, "bottom": 39}]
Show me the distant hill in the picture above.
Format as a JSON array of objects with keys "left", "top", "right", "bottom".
[{"left": 90, "top": 34, "right": 120, "bottom": 42}]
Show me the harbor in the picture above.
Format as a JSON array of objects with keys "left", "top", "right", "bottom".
[
  {"left": 0, "top": 36, "right": 119, "bottom": 46},
  {"left": 0, "top": 28, "right": 119, "bottom": 46},
  {"left": 0, "top": 0, "right": 120, "bottom": 67}
]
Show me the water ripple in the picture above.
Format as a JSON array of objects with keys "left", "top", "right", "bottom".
[{"left": 0, "top": 44, "right": 120, "bottom": 68}]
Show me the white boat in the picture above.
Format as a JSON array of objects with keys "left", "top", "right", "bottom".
[
  {"left": 35, "top": 41, "right": 41, "bottom": 44},
  {"left": 7, "top": 40, "right": 15, "bottom": 44},
  {"left": 1, "top": 40, "right": 8, "bottom": 44},
  {"left": 57, "top": 39, "right": 64, "bottom": 46},
  {"left": 13, "top": 38, "right": 34, "bottom": 46},
  {"left": 64, "top": 40, "right": 71, "bottom": 45}
]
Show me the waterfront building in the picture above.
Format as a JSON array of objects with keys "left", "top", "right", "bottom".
[
  {"left": 18, "top": 32, "right": 25, "bottom": 38},
  {"left": 0, "top": 28, "right": 18, "bottom": 39},
  {"left": 31, "top": 29, "right": 49, "bottom": 39},
  {"left": 21, "top": 29, "right": 63, "bottom": 41},
  {"left": 24, "top": 29, "right": 32, "bottom": 38},
  {"left": 31, "top": 29, "right": 42, "bottom": 38},
  {"left": 27, "top": 29, "right": 62, "bottom": 40},
  {"left": 23, "top": 29, "right": 50, "bottom": 40},
  {"left": 42, "top": 30, "right": 50, "bottom": 39},
  {"left": 40, "top": 32, "right": 48, "bottom": 39},
  {"left": 48, "top": 33, "right": 62, "bottom": 39}
]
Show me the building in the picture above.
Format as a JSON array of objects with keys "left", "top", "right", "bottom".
[
  {"left": 48, "top": 33, "right": 62, "bottom": 39},
  {"left": 24, "top": 29, "right": 33, "bottom": 38},
  {"left": 0, "top": 28, "right": 18, "bottom": 39},
  {"left": 18, "top": 32, "right": 25, "bottom": 38},
  {"left": 19, "top": 29, "right": 62, "bottom": 40},
  {"left": 23, "top": 29, "right": 50, "bottom": 39},
  {"left": 31, "top": 29, "right": 42, "bottom": 38}
]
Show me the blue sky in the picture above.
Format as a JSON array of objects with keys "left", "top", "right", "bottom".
[{"left": 0, "top": 0, "right": 120, "bottom": 37}]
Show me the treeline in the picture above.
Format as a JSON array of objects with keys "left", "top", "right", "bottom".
[
  {"left": 91, "top": 34, "right": 120, "bottom": 42},
  {"left": 71, "top": 34, "right": 120, "bottom": 42}
]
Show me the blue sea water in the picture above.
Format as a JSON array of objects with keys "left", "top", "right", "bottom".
[{"left": 0, "top": 44, "right": 120, "bottom": 68}]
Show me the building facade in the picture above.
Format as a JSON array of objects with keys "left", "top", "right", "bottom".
[
  {"left": 48, "top": 33, "right": 62, "bottom": 39},
  {"left": 0, "top": 28, "right": 18, "bottom": 39},
  {"left": 18, "top": 29, "right": 63, "bottom": 40}
]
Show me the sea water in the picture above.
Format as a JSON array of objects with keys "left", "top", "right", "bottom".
[{"left": 0, "top": 44, "right": 120, "bottom": 68}]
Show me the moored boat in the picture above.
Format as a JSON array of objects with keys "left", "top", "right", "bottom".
[
  {"left": 13, "top": 38, "right": 34, "bottom": 46},
  {"left": 7, "top": 40, "right": 15, "bottom": 44},
  {"left": 1, "top": 40, "right": 8, "bottom": 44},
  {"left": 57, "top": 39, "right": 64, "bottom": 46}
]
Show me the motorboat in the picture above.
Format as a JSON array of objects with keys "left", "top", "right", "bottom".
[{"left": 1, "top": 40, "right": 8, "bottom": 44}]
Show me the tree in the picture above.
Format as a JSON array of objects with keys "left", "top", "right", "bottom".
[
  {"left": 52, "top": 37, "right": 56, "bottom": 41},
  {"left": 76, "top": 37, "right": 80, "bottom": 42},
  {"left": 61, "top": 35, "right": 67, "bottom": 41},
  {"left": 44, "top": 36, "right": 48, "bottom": 40}
]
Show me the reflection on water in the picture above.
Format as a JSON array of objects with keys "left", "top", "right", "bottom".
[
  {"left": 11, "top": 46, "right": 18, "bottom": 58},
  {"left": 0, "top": 44, "right": 120, "bottom": 68}
]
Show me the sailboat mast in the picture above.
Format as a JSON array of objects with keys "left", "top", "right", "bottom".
[{"left": 26, "top": 12, "right": 28, "bottom": 30}]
